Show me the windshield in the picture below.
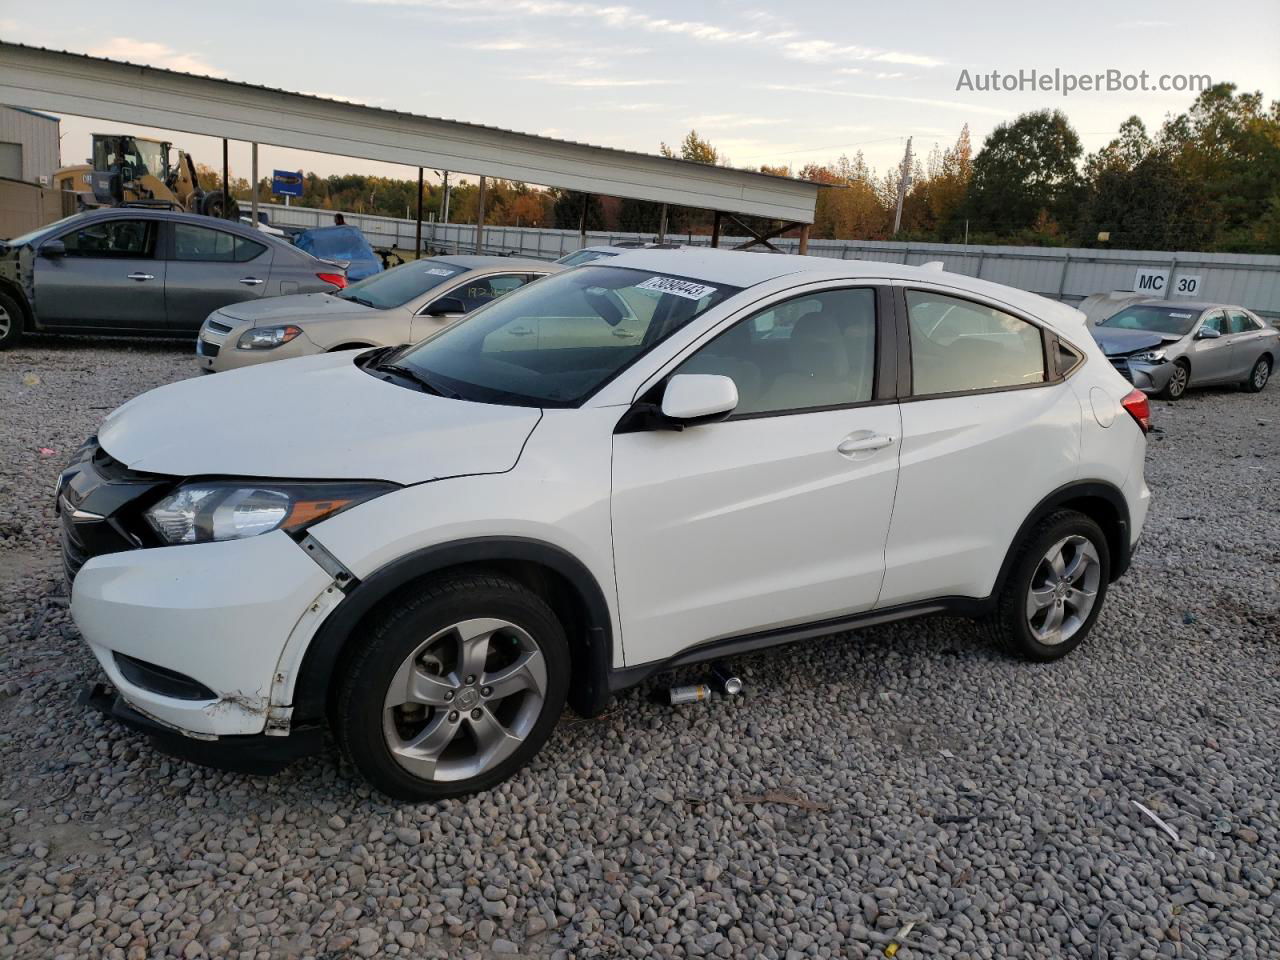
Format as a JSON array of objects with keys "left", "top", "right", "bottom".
[
  {"left": 556, "top": 248, "right": 619, "bottom": 266},
  {"left": 336, "top": 259, "right": 464, "bottom": 309},
  {"left": 5, "top": 214, "right": 80, "bottom": 247},
  {"left": 1097, "top": 305, "right": 1201, "bottom": 336},
  {"left": 388, "top": 265, "right": 740, "bottom": 406}
]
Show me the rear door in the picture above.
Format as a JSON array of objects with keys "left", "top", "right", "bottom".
[
  {"left": 33, "top": 216, "right": 165, "bottom": 330},
  {"left": 1225, "top": 309, "right": 1265, "bottom": 378},
  {"left": 163, "top": 221, "right": 273, "bottom": 332},
  {"left": 878, "top": 285, "right": 1083, "bottom": 607}
]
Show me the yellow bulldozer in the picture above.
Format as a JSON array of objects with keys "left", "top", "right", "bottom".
[{"left": 53, "top": 133, "right": 239, "bottom": 218}]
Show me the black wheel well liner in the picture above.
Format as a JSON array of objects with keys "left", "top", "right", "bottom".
[
  {"left": 327, "top": 342, "right": 376, "bottom": 351},
  {"left": 994, "top": 479, "right": 1133, "bottom": 592},
  {"left": 0, "top": 278, "right": 33, "bottom": 330},
  {"left": 291, "top": 537, "right": 616, "bottom": 724}
]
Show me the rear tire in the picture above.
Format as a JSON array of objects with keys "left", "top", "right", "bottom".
[
  {"left": 1242, "top": 356, "right": 1271, "bottom": 393},
  {"left": 335, "top": 572, "right": 569, "bottom": 801},
  {"left": 1158, "top": 359, "right": 1189, "bottom": 400},
  {"left": 0, "top": 289, "right": 24, "bottom": 350},
  {"left": 984, "top": 510, "right": 1111, "bottom": 662}
]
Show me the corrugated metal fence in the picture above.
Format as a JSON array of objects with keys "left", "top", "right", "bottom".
[{"left": 254, "top": 201, "right": 1280, "bottom": 319}]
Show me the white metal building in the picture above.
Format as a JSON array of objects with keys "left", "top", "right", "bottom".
[{"left": 0, "top": 104, "right": 60, "bottom": 185}]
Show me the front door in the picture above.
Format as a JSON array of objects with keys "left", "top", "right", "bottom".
[
  {"left": 164, "top": 221, "right": 273, "bottom": 332},
  {"left": 1186, "top": 309, "right": 1233, "bottom": 383},
  {"left": 610, "top": 285, "right": 900, "bottom": 666},
  {"left": 34, "top": 217, "right": 165, "bottom": 330}
]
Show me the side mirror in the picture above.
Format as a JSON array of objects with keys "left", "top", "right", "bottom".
[
  {"left": 1196, "top": 326, "right": 1221, "bottom": 340},
  {"left": 661, "top": 374, "right": 739, "bottom": 424},
  {"left": 426, "top": 296, "right": 465, "bottom": 317},
  {"left": 40, "top": 240, "right": 66, "bottom": 258}
]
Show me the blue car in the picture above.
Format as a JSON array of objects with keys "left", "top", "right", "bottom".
[{"left": 293, "top": 225, "right": 382, "bottom": 282}]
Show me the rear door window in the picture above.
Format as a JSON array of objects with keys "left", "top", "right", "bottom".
[
  {"left": 173, "top": 223, "right": 239, "bottom": 262},
  {"left": 906, "top": 290, "right": 1046, "bottom": 395}
]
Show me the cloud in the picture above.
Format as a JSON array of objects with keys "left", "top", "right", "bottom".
[
  {"left": 761, "top": 83, "right": 1009, "bottom": 116},
  {"left": 781, "top": 39, "right": 943, "bottom": 67},
  {"left": 683, "top": 113, "right": 786, "bottom": 129},
  {"left": 524, "top": 73, "right": 672, "bottom": 88},
  {"left": 87, "top": 37, "right": 226, "bottom": 77},
  {"left": 873, "top": 51, "right": 944, "bottom": 67},
  {"left": 356, "top": 0, "right": 936, "bottom": 66}
]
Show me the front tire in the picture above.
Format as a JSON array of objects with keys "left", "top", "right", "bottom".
[
  {"left": 335, "top": 572, "right": 569, "bottom": 801},
  {"left": 984, "top": 510, "right": 1111, "bottom": 662},
  {"left": 0, "top": 289, "right": 24, "bottom": 350},
  {"left": 1242, "top": 356, "right": 1271, "bottom": 393},
  {"left": 1158, "top": 359, "right": 1190, "bottom": 400}
]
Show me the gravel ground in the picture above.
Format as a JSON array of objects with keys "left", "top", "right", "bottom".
[{"left": 1, "top": 338, "right": 1277, "bottom": 960}]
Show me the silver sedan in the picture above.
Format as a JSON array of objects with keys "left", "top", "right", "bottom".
[
  {"left": 1090, "top": 300, "right": 1277, "bottom": 399},
  {"left": 197, "top": 255, "right": 560, "bottom": 372}
]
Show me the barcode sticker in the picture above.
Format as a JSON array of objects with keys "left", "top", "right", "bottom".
[
  {"left": 426, "top": 267, "right": 455, "bottom": 276},
  {"left": 635, "top": 276, "right": 717, "bottom": 300}
]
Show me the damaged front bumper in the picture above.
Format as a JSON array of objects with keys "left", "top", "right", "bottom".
[{"left": 81, "top": 682, "right": 323, "bottom": 775}]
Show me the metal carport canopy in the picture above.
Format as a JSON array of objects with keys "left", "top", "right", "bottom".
[{"left": 0, "top": 42, "right": 819, "bottom": 224}]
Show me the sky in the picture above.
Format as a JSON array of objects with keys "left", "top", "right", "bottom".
[{"left": 2, "top": 0, "right": 1278, "bottom": 194}]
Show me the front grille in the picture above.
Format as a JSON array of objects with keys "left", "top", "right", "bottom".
[
  {"left": 197, "top": 339, "right": 221, "bottom": 358},
  {"left": 57, "top": 438, "right": 171, "bottom": 588},
  {"left": 206, "top": 319, "right": 234, "bottom": 334}
]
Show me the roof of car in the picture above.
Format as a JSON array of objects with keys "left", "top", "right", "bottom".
[
  {"left": 56, "top": 206, "right": 270, "bottom": 239},
  {"left": 432, "top": 255, "right": 560, "bottom": 271},
  {"left": 1133, "top": 300, "right": 1235, "bottom": 311},
  {"left": 603, "top": 248, "right": 1089, "bottom": 330}
]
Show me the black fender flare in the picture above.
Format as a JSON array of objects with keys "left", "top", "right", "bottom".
[
  {"left": 290, "top": 536, "right": 616, "bottom": 723},
  {"left": 993, "top": 479, "right": 1133, "bottom": 593}
]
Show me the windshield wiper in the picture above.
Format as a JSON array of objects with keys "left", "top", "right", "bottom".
[
  {"left": 375, "top": 363, "right": 460, "bottom": 398},
  {"left": 341, "top": 295, "right": 377, "bottom": 308}
]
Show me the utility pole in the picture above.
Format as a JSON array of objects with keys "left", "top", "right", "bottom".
[
  {"left": 441, "top": 172, "right": 451, "bottom": 224},
  {"left": 892, "top": 137, "right": 913, "bottom": 236},
  {"left": 474, "top": 176, "right": 487, "bottom": 254},
  {"left": 221, "top": 139, "right": 230, "bottom": 219},
  {"left": 414, "top": 167, "right": 424, "bottom": 257}
]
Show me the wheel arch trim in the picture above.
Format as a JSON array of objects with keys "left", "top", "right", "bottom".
[
  {"left": 995, "top": 479, "right": 1133, "bottom": 591},
  {"left": 289, "top": 536, "right": 616, "bottom": 723}
]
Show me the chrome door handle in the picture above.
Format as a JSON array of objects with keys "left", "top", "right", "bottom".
[
  {"left": 837, "top": 433, "right": 895, "bottom": 455},
  {"left": 238, "top": 277, "right": 264, "bottom": 286},
  {"left": 126, "top": 272, "right": 155, "bottom": 281}
]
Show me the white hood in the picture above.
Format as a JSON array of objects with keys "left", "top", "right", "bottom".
[{"left": 98, "top": 352, "right": 542, "bottom": 486}]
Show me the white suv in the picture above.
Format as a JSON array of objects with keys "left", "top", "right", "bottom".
[{"left": 60, "top": 250, "right": 1151, "bottom": 800}]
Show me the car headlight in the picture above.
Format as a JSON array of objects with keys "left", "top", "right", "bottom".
[
  {"left": 144, "top": 481, "right": 395, "bottom": 545},
  {"left": 1130, "top": 350, "right": 1167, "bottom": 363},
  {"left": 238, "top": 325, "right": 303, "bottom": 350}
]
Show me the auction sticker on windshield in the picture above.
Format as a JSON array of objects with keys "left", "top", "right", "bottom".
[
  {"left": 426, "top": 268, "right": 456, "bottom": 276},
  {"left": 636, "top": 276, "right": 718, "bottom": 300}
]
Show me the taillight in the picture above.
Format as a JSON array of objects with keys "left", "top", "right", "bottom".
[
  {"left": 317, "top": 272, "right": 347, "bottom": 289},
  {"left": 1121, "top": 388, "right": 1150, "bottom": 433}
]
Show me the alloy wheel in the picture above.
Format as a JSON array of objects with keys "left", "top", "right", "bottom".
[
  {"left": 0, "top": 305, "right": 10, "bottom": 339},
  {"left": 382, "top": 617, "right": 548, "bottom": 782},
  {"left": 1025, "top": 535, "right": 1101, "bottom": 645},
  {"left": 1168, "top": 364, "right": 1188, "bottom": 397},
  {"left": 1254, "top": 360, "right": 1270, "bottom": 390}
]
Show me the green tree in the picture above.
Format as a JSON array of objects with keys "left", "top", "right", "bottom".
[{"left": 967, "top": 109, "right": 1082, "bottom": 238}]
